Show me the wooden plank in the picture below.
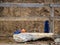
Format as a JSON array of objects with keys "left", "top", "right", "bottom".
[
  {"left": 50, "top": 4, "right": 60, "bottom": 7},
  {"left": 0, "top": 3, "right": 60, "bottom": 7},
  {"left": 50, "top": 7, "right": 54, "bottom": 33},
  {"left": 0, "top": 3, "right": 45, "bottom": 7},
  {"left": 0, "top": 17, "right": 49, "bottom": 21},
  {"left": 54, "top": 16, "right": 60, "bottom": 20}
]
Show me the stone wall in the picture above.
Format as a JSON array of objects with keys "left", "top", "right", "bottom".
[
  {"left": 0, "top": 0, "right": 60, "bottom": 36},
  {"left": 0, "top": 21, "right": 44, "bottom": 36},
  {"left": 1, "top": 7, "right": 50, "bottom": 17},
  {"left": 0, "top": 0, "right": 60, "bottom": 3}
]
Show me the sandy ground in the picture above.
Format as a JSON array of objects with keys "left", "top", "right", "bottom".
[
  {"left": 0, "top": 36, "right": 56, "bottom": 45},
  {"left": 0, "top": 42, "right": 55, "bottom": 45}
]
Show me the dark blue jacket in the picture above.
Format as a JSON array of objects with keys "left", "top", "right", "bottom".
[
  {"left": 14, "top": 30, "right": 21, "bottom": 34},
  {"left": 44, "top": 20, "right": 50, "bottom": 33}
]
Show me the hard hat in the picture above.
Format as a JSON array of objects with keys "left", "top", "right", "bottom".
[{"left": 21, "top": 29, "right": 26, "bottom": 33}]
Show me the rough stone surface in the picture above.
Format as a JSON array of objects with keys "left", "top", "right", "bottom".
[{"left": 0, "top": 0, "right": 60, "bottom": 43}]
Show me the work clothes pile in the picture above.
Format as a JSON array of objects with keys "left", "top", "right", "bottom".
[{"left": 13, "top": 32, "right": 53, "bottom": 42}]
